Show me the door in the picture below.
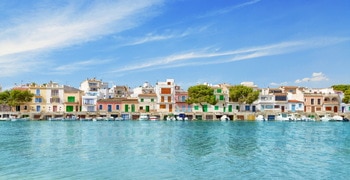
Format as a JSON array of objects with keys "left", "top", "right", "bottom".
[
  {"left": 291, "top": 104, "right": 296, "bottom": 112},
  {"left": 281, "top": 106, "right": 285, "bottom": 112},
  {"left": 145, "top": 106, "right": 150, "bottom": 112},
  {"left": 53, "top": 106, "right": 57, "bottom": 112},
  {"left": 36, "top": 106, "right": 41, "bottom": 112},
  {"left": 108, "top": 105, "right": 112, "bottom": 112}
]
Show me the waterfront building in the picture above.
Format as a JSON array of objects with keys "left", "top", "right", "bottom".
[
  {"left": 121, "top": 98, "right": 139, "bottom": 119},
  {"left": 155, "top": 79, "right": 176, "bottom": 113},
  {"left": 63, "top": 85, "right": 83, "bottom": 113},
  {"left": 97, "top": 98, "right": 124, "bottom": 118},
  {"left": 255, "top": 88, "right": 287, "bottom": 112},
  {"left": 212, "top": 84, "right": 233, "bottom": 113},
  {"left": 175, "top": 86, "right": 191, "bottom": 113},
  {"left": 282, "top": 86, "right": 305, "bottom": 112},
  {"left": 80, "top": 78, "right": 110, "bottom": 112},
  {"left": 110, "top": 85, "right": 131, "bottom": 98},
  {"left": 304, "top": 92, "right": 323, "bottom": 113},
  {"left": 138, "top": 93, "right": 157, "bottom": 113},
  {"left": 28, "top": 81, "right": 64, "bottom": 113},
  {"left": 323, "top": 92, "right": 341, "bottom": 113}
]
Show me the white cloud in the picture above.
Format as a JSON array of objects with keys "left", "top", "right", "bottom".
[
  {"left": 112, "top": 37, "right": 349, "bottom": 74},
  {"left": 199, "top": 0, "right": 261, "bottom": 18},
  {"left": 0, "top": 0, "right": 163, "bottom": 77},
  {"left": 52, "top": 59, "right": 112, "bottom": 74},
  {"left": 295, "top": 72, "right": 329, "bottom": 83}
]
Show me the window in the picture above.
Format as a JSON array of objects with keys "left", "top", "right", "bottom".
[
  {"left": 217, "top": 89, "right": 222, "bottom": 93},
  {"left": 51, "top": 89, "right": 59, "bottom": 96},
  {"left": 68, "top": 96, "right": 75, "bottom": 102},
  {"left": 215, "top": 106, "right": 219, "bottom": 110},
  {"left": 275, "top": 96, "right": 287, "bottom": 101},
  {"left": 299, "top": 104, "right": 302, "bottom": 108},
  {"left": 161, "top": 96, "right": 164, "bottom": 102},
  {"left": 99, "top": 105, "right": 103, "bottom": 110},
  {"left": 325, "top": 107, "right": 332, "bottom": 111},
  {"left": 36, "top": 89, "right": 40, "bottom": 96},
  {"left": 219, "top": 95, "right": 224, "bottom": 101},
  {"left": 311, "top": 99, "right": 314, "bottom": 105},
  {"left": 317, "top": 99, "right": 321, "bottom": 105},
  {"left": 151, "top": 99, "right": 154, "bottom": 102},
  {"left": 35, "top": 98, "right": 42, "bottom": 103},
  {"left": 141, "top": 99, "right": 144, "bottom": 102},
  {"left": 181, "top": 96, "right": 186, "bottom": 102},
  {"left": 161, "top": 88, "right": 171, "bottom": 94},
  {"left": 194, "top": 106, "right": 199, "bottom": 110},
  {"left": 168, "top": 96, "right": 171, "bottom": 102},
  {"left": 116, "top": 105, "right": 120, "bottom": 110},
  {"left": 160, "top": 105, "right": 166, "bottom": 109}
]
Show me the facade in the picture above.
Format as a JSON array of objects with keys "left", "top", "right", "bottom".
[
  {"left": 138, "top": 93, "right": 157, "bottom": 113},
  {"left": 175, "top": 86, "right": 191, "bottom": 113},
  {"left": 155, "top": 79, "right": 176, "bottom": 113},
  {"left": 28, "top": 81, "right": 64, "bottom": 113},
  {"left": 63, "top": 85, "right": 82, "bottom": 113}
]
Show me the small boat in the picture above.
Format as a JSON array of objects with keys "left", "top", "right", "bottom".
[
  {"left": 220, "top": 115, "right": 230, "bottom": 121},
  {"left": 139, "top": 113, "right": 149, "bottom": 121},
  {"left": 149, "top": 116, "right": 158, "bottom": 121},
  {"left": 255, "top": 115, "right": 265, "bottom": 121}
]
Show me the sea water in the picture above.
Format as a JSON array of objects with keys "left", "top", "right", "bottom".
[{"left": 0, "top": 120, "right": 349, "bottom": 179}]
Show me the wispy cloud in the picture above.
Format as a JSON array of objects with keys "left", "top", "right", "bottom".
[
  {"left": 295, "top": 72, "right": 329, "bottom": 83},
  {"left": 119, "top": 25, "right": 209, "bottom": 46},
  {"left": 269, "top": 82, "right": 288, "bottom": 87},
  {"left": 199, "top": 0, "right": 261, "bottom": 18},
  {"left": 111, "top": 37, "right": 349, "bottom": 74},
  {"left": 52, "top": 59, "right": 112, "bottom": 74},
  {"left": 0, "top": 0, "right": 163, "bottom": 77}
]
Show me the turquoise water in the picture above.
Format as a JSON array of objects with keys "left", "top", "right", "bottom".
[{"left": 0, "top": 120, "right": 350, "bottom": 179}]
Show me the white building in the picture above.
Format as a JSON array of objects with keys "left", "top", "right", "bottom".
[{"left": 155, "top": 79, "right": 176, "bottom": 113}]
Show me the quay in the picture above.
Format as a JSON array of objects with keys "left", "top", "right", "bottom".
[{"left": 1, "top": 111, "right": 350, "bottom": 121}]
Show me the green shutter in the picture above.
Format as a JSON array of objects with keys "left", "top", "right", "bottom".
[
  {"left": 194, "top": 106, "right": 199, "bottom": 110},
  {"left": 66, "top": 106, "right": 73, "bottom": 112},
  {"left": 203, "top": 105, "right": 208, "bottom": 112},
  {"left": 220, "top": 95, "right": 224, "bottom": 100},
  {"left": 228, "top": 105, "right": 233, "bottom": 112},
  {"left": 215, "top": 106, "right": 219, "bottom": 110},
  {"left": 146, "top": 106, "right": 150, "bottom": 112},
  {"left": 131, "top": 104, "right": 135, "bottom": 112},
  {"left": 217, "top": 89, "right": 222, "bottom": 93},
  {"left": 68, "top": 96, "right": 75, "bottom": 102},
  {"left": 125, "top": 105, "right": 129, "bottom": 112}
]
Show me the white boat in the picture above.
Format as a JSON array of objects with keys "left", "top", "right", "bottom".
[
  {"left": 320, "top": 114, "right": 343, "bottom": 121},
  {"left": 0, "top": 117, "right": 11, "bottom": 121},
  {"left": 331, "top": 115, "right": 343, "bottom": 121},
  {"left": 275, "top": 113, "right": 291, "bottom": 121},
  {"left": 149, "top": 116, "right": 158, "bottom": 121},
  {"left": 139, "top": 113, "right": 149, "bottom": 121},
  {"left": 255, "top": 115, "right": 265, "bottom": 121},
  {"left": 220, "top": 115, "right": 230, "bottom": 121}
]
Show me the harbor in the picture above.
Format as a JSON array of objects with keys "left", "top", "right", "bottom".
[{"left": 1, "top": 111, "right": 349, "bottom": 121}]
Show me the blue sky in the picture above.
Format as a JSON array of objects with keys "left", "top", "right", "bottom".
[{"left": 1, "top": 0, "right": 350, "bottom": 90}]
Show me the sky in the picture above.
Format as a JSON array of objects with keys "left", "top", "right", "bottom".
[{"left": 1, "top": 0, "right": 350, "bottom": 90}]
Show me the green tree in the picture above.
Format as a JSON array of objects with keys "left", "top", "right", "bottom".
[
  {"left": 186, "top": 85, "right": 217, "bottom": 111},
  {"left": 332, "top": 84, "right": 350, "bottom": 103},
  {"left": 0, "top": 89, "right": 34, "bottom": 111},
  {"left": 229, "top": 85, "right": 259, "bottom": 110}
]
